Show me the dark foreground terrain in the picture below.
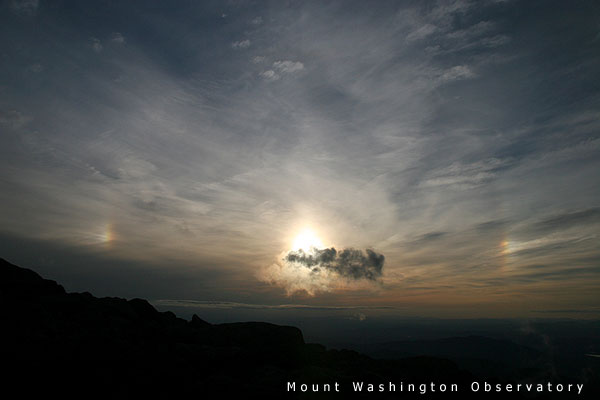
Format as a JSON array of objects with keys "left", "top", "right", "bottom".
[{"left": 1, "top": 258, "right": 597, "bottom": 399}]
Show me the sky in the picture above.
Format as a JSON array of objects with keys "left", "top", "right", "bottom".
[{"left": 1, "top": 0, "right": 599, "bottom": 321}]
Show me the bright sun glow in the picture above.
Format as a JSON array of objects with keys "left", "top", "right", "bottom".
[{"left": 292, "top": 229, "right": 324, "bottom": 252}]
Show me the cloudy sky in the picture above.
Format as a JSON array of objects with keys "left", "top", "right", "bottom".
[{"left": 1, "top": 0, "right": 599, "bottom": 319}]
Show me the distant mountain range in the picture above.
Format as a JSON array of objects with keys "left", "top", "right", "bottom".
[{"left": 1, "top": 257, "right": 598, "bottom": 398}]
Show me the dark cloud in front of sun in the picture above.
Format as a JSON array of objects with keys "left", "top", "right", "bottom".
[{"left": 285, "top": 247, "right": 384, "bottom": 281}]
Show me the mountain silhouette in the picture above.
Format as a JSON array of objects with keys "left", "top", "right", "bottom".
[
  {"left": 355, "top": 336, "right": 546, "bottom": 380},
  {"left": 1, "top": 257, "right": 597, "bottom": 399}
]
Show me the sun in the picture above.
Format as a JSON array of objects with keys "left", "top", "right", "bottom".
[{"left": 292, "top": 229, "right": 324, "bottom": 252}]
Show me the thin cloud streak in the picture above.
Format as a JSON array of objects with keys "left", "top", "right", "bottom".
[{"left": 152, "top": 299, "right": 395, "bottom": 311}]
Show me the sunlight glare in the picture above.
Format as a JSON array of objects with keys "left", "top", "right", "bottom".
[{"left": 292, "top": 229, "right": 324, "bottom": 252}]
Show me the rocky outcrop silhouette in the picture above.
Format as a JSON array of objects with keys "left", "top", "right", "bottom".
[{"left": 0, "top": 257, "right": 303, "bottom": 363}]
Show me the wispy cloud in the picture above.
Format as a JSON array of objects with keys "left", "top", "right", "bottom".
[
  {"left": 232, "top": 39, "right": 251, "bottom": 49},
  {"left": 1, "top": 0, "right": 598, "bottom": 317},
  {"left": 10, "top": 0, "right": 38, "bottom": 16},
  {"left": 406, "top": 24, "right": 437, "bottom": 42},
  {"left": 27, "top": 63, "right": 43, "bottom": 73},
  {"left": 0, "top": 109, "right": 29, "bottom": 129},
  {"left": 152, "top": 299, "right": 394, "bottom": 311},
  {"left": 111, "top": 32, "right": 126, "bottom": 44},
  {"left": 438, "top": 65, "right": 476, "bottom": 82},
  {"left": 420, "top": 158, "right": 506, "bottom": 188},
  {"left": 260, "top": 60, "right": 304, "bottom": 81},
  {"left": 273, "top": 60, "right": 304, "bottom": 73},
  {"left": 90, "top": 37, "right": 103, "bottom": 52},
  {"left": 260, "top": 69, "right": 279, "bottom": 81}
]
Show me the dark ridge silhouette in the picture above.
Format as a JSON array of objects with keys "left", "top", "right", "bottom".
[
  {"left": 356, "top": 336, "right": 546, "bottom": 380},
  {"left": 1, "top": 258, "right": 598, "bottom": 399}
]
